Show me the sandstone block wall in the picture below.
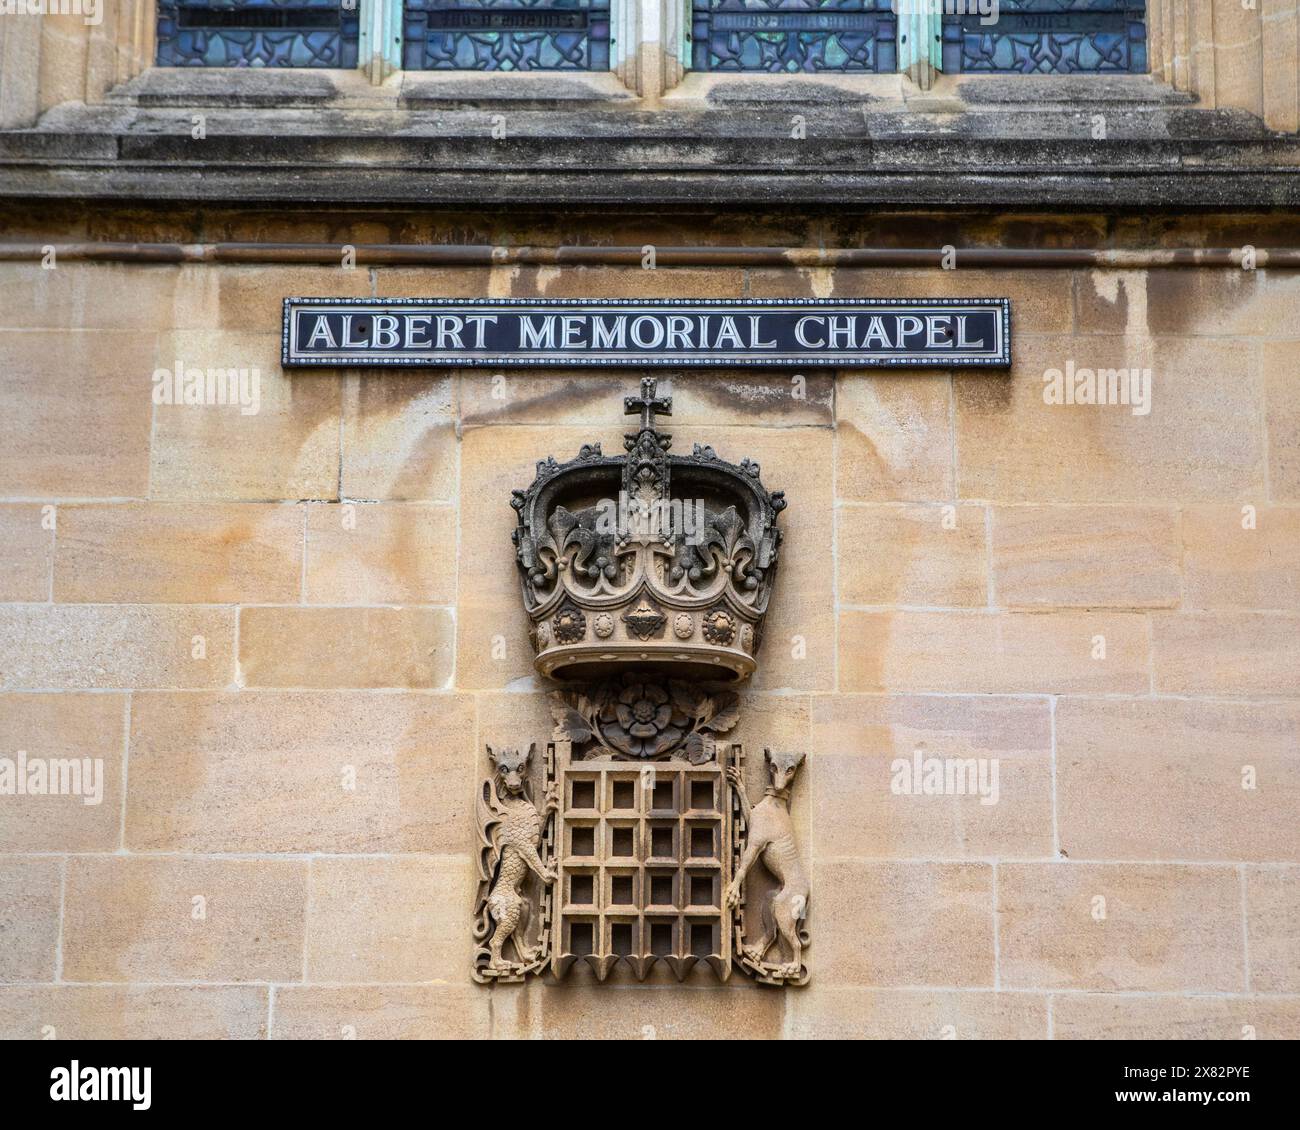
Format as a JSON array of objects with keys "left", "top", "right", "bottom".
[{"left": 1, "top": 257, "right": 1297, "bottom": 1039}]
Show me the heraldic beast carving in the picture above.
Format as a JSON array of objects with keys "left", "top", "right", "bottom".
[
  {"left": 728, "top": 750, "right": 810, "bottom": 985},
  {"left": 474, "top": 379, "right": 809, "bottom": 987},
  {"left": 473, "top": 744, "right": 558, "bottom": 982}
]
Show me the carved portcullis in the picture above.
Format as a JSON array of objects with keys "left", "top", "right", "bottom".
[
  {"left": 550, "top": 737, "right": 737, "bottom": 982},
  {"left": 480, "top": 379, "right": 809, "bottom": 987}
]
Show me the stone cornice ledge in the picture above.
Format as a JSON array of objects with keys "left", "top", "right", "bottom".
[{"left": 0, "top": 75, "right": 1297, "bottom": 209}]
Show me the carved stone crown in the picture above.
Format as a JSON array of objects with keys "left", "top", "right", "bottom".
[{"left": 511, "top": 378, "right": 787, "bottom": 682}]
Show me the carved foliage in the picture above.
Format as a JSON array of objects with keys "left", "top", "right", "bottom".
[{"left": 549, "top": 673, "right": 740, "bottom": 761}]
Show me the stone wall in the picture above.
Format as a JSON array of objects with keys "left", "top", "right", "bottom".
[{"left": 1, "top": 238, "right": 1298, "bottom": 1039}]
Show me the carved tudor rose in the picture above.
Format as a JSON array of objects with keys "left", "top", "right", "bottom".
[{"left": 475, "top": 379, "right": 809, "bottom": 986}]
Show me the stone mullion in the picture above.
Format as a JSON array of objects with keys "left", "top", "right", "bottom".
[
  {"left": 610, "top": 0, "right": 690, "bottom": 97},
  {"left": 0, "top": 9, "right": 42, "bottom": 128},
  {"left": 1261, "top": 0, "right": 1299, "bottom": 132},
  {"left": 359, "top": 0, "right": 402, "bottom": 84},
  {"left": 897, "top": 2, "right": 941, "bottom": 89},
  {"left": 612, "top": 0, "right": 637, "bottom": 88},
  {"left": 1153, "top": 1, "right": 1298, "bottom": 133}
]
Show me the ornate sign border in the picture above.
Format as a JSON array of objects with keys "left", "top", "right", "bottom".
[{"left": 281, "top": 297, "right": 1011, "bottom": 368}]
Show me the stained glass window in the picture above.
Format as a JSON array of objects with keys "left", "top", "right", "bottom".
[
  {"left": 402, "top": 0, "right": 611, "bottom": 70},
  {"left": 691, "top": 0, "right": 897, "bottom": 73},
  {"left": 689, "top": 0, "right": 1146, "bottom": 75},
  {"left": 940, "top": 1, "right": 1147, "bottom": 74},
  {"left": 156, "top": 0, "right": 361, "bottom": 67}
]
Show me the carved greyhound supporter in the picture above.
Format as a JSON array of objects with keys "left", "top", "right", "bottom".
[{"left": 726, "top": 749, "right": 809, "bottom": 979}]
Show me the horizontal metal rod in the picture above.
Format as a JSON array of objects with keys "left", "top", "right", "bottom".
[{"left": 0, "top": 243, "right": 1295, "bottom": 268}]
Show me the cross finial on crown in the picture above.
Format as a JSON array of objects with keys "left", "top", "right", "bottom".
[{"left": 624, "top": 377, "right": 672, "bottom": 432}]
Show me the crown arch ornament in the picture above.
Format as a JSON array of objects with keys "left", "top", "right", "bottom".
[{"left": 474, "top": 378, "right": 810, "bottom": 987}]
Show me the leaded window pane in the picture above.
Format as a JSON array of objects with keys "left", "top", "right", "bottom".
[
  {"left": 691, "top": 0, "right": 898, "bottom": 74},
  {"left": 940, "top": 0, "right": 1147, "bottom": 74},
  {"left": 402, "top": 0, "right": 611, "bottom": 70},
  {"left": 156, "top": 0, "right": 361, "bottom": 67}
]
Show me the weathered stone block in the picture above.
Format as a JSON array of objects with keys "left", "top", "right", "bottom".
[
  {"left": 1053, "top": 994, "right": 1300, "bottom": 1040},
  {"left": 0, "top": 605, "right": 236, "bottom": 689},
  {"left": 1057, "top": 698, "right": 1300, "bottom": 862},
  {"left": 1151, "top": 612, "right": 1300, "bottom": 696},
  {"left": 1245, "top": 866, "right": 1300, "bottom": 993},
  {"left": 0, "top": 692, "right": 124, "bottom": 851},
  {"left": 838, "top": 610, "right": 1149, "bottom": 694},
  {"left": 954, "top": 335, "right": 1264, "bottom": 502},
  {"left": 151, "top": 331, "right": 341, "bottom": 502},
  {"left": 838, "top": 503, "right": 987, "bottom": 607},
  {"left": 787, "top": 987, "right": 1048, "bottom": 1040},
  {"left": 0, "top": 331, "right": 154, "bottom": 497},
  {"left": 991, "top": 505, "right": 1179, "bottom": 608},
  {"left": 1264, "top": 343, "right": 1300, "bottom": 502},
  {"left": 239, "top": 606, "right": 453, "bottom": 689},
  {"left": 816, "top": 860, "right": 995, "bottom": 987},
  {"left": 271, "top": 986, "right": 490, "bottom": 1040},
  {"left": 305, "top": 502, "right": 456, "bottom": 605},
  {"left": 0, "top": 857, "right": 61, "bottom": 982},
  {"left": 998, "top": 863, "right": 1243, "bottom": 992},
  {"left": 0, "top": 986, "right": 269, "bottom": 1040},
  {"left": 62, "top": 857, "right": 307, "bottom": 983},
  {"left": 1183, "top": 504, "right": 1300, "bottom": 611},
  {"left": 126, "top": 691, "right": 473, "bottom": 853},
  {"left": 809, "top": 695, "right": 1052, "bottom": 859},
  {"left": 341, "top": 373, "right": 456, "bottom": 501},
  {"left": 305, "top": 857, "right": 471, "bottom": 983},
  {"left": 55, "top": 502, "right": 302, "bottom": 603},
  {"left": 835, "top": 374, "right": 953, "bottom": 502},
  {"left": 0, "top": 504, "right": 52, "bottom": 601}
]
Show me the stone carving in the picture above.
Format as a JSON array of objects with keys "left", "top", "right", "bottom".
[
  {"left": 702, "top": 606, "right": 736, "bottom": 646},
  {"left": 550, "top": 743, "right": 735, "bottom": 981},
  {"left": 477, "top": 380, "right": 808, "bottom": 987},
  {"left": 552, "top": 602, "right": 586, "bottom": 644},
  {"left": 622, "top": 595, "right": 667, "bottom": 640},
  {"left": 472, "top": 744, "right": 558, "bottom": 982},
  {"left": 549, "top": 673, "right": 739, "bottom": 763},
  {"left": 727, "top": 749, "right": 810, "bottom": 986},
  {"left": 510, "top": 377, "right": 786, "bottom": 682}
]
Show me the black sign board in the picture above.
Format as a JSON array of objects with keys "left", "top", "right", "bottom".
[{"left": 281, "top": 298, "right": 1010, "bottom": 368}]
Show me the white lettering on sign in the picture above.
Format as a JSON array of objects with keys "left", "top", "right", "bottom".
[{"left": 284, "top": 300, "right": 1010, "bottom": 368}]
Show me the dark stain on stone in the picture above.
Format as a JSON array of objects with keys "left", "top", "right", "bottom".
[
  {"left": 1142, "top": 267, "right": 1256, "bottom": 338},
  {"left": 460, "top": 375, "right": 610, "bottom": 428},
  {"left": 956, "top": 370, "right": 1014, "bottom": 416}
]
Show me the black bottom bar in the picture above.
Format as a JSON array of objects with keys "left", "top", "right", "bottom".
[{"left": 4, "top": 1039, "right": 1292, "bottom": 1116}]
